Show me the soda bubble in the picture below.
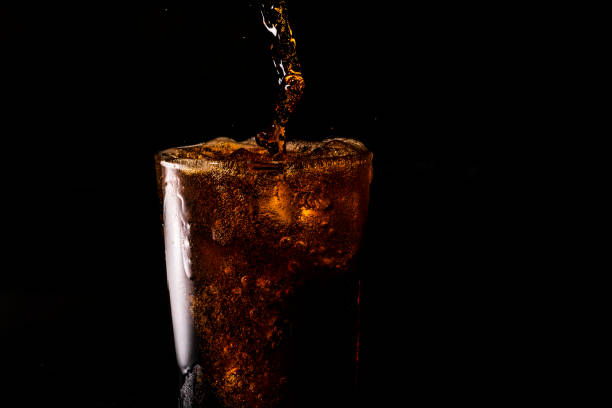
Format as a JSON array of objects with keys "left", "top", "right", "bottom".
[
  {"left": 294, "top": 240, "right": 307, "bottom": 250},
  {"left": 279, "top": 236, "right": 292, "bottom": 248}
]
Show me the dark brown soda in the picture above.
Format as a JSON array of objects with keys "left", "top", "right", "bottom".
[{"left": 157, "top": 138, "right": 372, "bottom": 408}]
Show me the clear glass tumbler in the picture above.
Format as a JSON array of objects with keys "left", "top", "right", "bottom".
[{"left": 156, "top": 137, "right": 372, "bottom": 408}]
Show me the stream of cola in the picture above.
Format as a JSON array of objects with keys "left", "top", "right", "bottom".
[{"left": 255, "top": 0, "right": 305, "bottom": 156}]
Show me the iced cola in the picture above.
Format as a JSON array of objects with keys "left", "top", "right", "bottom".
[{"left": 156, "top": 137, "right": 372, "bottom": 407}]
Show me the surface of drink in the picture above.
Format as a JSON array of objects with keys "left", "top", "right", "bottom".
[{"left": 156, "top": 137, "right": 372, "bottom": 408}]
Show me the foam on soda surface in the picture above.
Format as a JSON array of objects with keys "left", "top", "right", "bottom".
[{"left": 158, "top": 137, "right": 370, "bottom": 170}]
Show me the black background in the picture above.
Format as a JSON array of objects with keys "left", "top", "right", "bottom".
[{"left": 2, "top": 1, "right": 518, "bottom": 406}]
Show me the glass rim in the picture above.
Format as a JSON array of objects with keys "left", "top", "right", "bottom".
[{"left": 156, "top": 137, "right": 373, "bottom": 172}]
